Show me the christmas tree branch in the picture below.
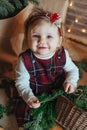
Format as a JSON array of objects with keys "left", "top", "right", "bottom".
[
  {"left": 0, "top": 0, "right": 39, "bottom": 19},
  {"left": 23, "top": 89, "right": 64, "bottom": 130},
  {"left": 39, "top": 89, "right": 64, "bottom": 104}
]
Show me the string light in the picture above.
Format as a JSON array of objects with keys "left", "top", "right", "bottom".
[
  {"left": 81, "top": 29, "right": 86, "bottom": 33},
  {"left": 75, "top": 18, "right": 78, "bottom": 23},
  {"left": 69, "top": 2, "right": 73, "bottom": 7},
  {"left": 67, "top": 29, "right": 71, "bottom": 32},
  {"left": 67, "top": 0, "right": 87, "bottom": 37}
]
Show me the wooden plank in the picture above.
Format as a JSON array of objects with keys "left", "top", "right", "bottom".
[{"left": 65, "top": 0, "right": 87, "bottom": 44}]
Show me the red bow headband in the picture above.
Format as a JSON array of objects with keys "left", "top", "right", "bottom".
[{"left": 46, "top": 13, "right": 62, "bottom": 36}]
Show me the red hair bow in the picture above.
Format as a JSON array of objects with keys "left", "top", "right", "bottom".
[{"left": 49, "top": 13, "right": 59, "bottom": 22}]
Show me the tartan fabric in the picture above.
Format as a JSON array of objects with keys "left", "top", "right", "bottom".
[
  {"left": 13, "top": 47, "right": 66, "bottom": 127},
  {"left": 22, "top": 48, "right": 66, "bottom": 95},
  {"left": 13, "top": 88, "right": 31, "bottom": 127},
  {"left": 13, "top": 96, "right": 30, "bottom": 127}
]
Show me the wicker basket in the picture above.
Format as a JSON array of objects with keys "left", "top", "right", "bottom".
[{"left": 55, "top": 95, "right": 87, "bottom": 130}]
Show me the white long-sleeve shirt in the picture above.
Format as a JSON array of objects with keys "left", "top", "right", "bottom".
[{"left": 15, "top": 49, "right": 79, "bottom": 103}]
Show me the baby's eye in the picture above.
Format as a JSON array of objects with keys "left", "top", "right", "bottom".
[
  {"left": 47, "top": 35, "right": 53, "bottom": 38},
  {"left": 32, "top": 35, "right": 40, "bottom": 38}
]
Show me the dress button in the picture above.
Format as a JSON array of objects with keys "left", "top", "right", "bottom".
[{"left": 32, "top": 60, "right": 35, "bottom": 63}]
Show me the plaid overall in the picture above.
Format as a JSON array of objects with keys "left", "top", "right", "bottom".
[{"left": 13, "top": 48, "right": 66, "bottom": 127}]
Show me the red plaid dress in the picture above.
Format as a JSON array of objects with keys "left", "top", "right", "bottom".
[{"left": 13, "top": 48, "right": 66, "bottom": 127}]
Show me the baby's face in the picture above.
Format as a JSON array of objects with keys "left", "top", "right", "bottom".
[{"left": 27, "top": 21, "right": 61, "bottom": 58}]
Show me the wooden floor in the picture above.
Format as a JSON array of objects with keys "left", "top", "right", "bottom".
[{"left": 50, "top": 125, "right": 63, "bottom": 130}]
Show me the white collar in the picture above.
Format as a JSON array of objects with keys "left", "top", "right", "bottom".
[{"left": 34, "top": 52, "right": 55, "bottom": 60}]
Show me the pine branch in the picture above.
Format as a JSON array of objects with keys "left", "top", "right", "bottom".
[
  {"left": 0, "top": 99, "right": 13, "bottom": 119},
  {"left": 39, "top": 89, "right": 64, "bottom": 104},
  {"left": 75, "top": 86, "right": 87, "bottom": 109},
  {"left": 23, "top": 0, "right": 29, "bottom": 7},
  {"left": 23, "top": 89, "right": 64, "bottom": 130},
  {"left": 24, "top": 112, "right": 43, "bottom": 130},
  {"left": 0, "top": 0, "right": 15, "bottom": 17},
  {"left": 0, "top": 0, "right": 39, "bottom": 19},
  {"left": 11, "top": 0, "right": 23, "bottom": 9},
  {"left": 63, "top": 85, "right": 87, "bottom": 109}
]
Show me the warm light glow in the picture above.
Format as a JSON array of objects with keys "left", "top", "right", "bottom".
[
  {"left": 0, "top": 128, "right": 4, "bottom": 130},
  {"left": 75, "top": 18, "right": 78, "bottom": 23},
  {"left": 69, "top": 2, "right": 73, "bottom": 7},
  {"left": 81, "top": 29, "right": 86, "bottom": 33},
  {"left": 68, "top": 29, "right": 71, "bottom": 32}
]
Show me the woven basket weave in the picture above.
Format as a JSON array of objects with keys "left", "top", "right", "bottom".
[{"left": 55, "top": 95, "right": 87, "bottom": 130}]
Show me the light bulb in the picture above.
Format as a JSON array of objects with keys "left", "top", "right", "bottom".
[
  {"left": 68, "top": 29, "right": 71, "bottom": 32},
  {"left": 69, "top": 2, "right": 73, "bottom": 7},
  {"left": 81, "top": 29, "right": 86, "bottom": 33},
  {"left": 75, "top": 18, "right": 78, "bottom": 23}
]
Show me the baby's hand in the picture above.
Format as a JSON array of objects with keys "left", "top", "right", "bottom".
[
  {"left": 63, "top": 82, "right": 77, "bottom": 93},
  {"left": 27, "top": 97, "right": 40, "bottom": 108}
]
